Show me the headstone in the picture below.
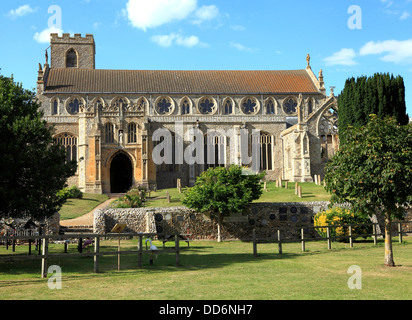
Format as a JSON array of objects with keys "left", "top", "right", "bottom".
[
  {"left": 314, "top": 175, "right": 318, "bottom": 185},
  {"left": 285, "top": 181, "right": 288, "bottom": 189},
  {"left": 177, "top": 179, "right": 182, "bottom": 193},
  {"left": 166, "top": 191, "right": 170, "bottom": 203},
  {"left": 298, "top": 186, "right": 302, "bottom": 198},
  {"left": 295, "top": 182, "right": 298, "bottom": 195},
  {"left": 264, "top": 181, "right": 267, "bottom": 192}
]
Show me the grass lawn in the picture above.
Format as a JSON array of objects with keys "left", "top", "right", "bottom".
[
  {"left": 59, "top": 193, "right": 109, "bottom": 220},
  {"left": 144, "top": 181, "right": 330, "bottom": 208},
  {"left": 1, "top": 237, "right": 411, "bottom": 300}
]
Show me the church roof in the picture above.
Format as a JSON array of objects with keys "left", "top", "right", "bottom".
[{"left": 44, "top": 68, "right": 321, "bottom": 95}]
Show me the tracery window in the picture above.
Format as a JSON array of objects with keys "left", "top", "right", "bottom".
[
  {"left": 181, "top": 98, "right": 191, "bottom": 115},
  {"left": 283, "top": 97, "right": 298, "bottom": 115},
  {"left": 266, "top": 99, "right": 275, "bottom": 114},
  {"left": 156, "top": 96, "right": 174, "bottom": 115},
  {"left": 198, "top": 97, "right": 217, "bottom": 115},
  {"left": 105, "top": 123, "right": 115, "bottom": 144},
  {"left": 66, "top": 98, "right": 81, "bottom": 115},
  {"left": 55, "top": 133, "right": 78, "bottom": 163},
  {"left": 241, "top": 97, "right": 259, "bottom": 115},
  {"left": 259, "top": 132, "right": 273, "bottom": 171},
  {"left": 127, "top": 123, "right": 137, "bottom": 144},
  {"left": 66, "top": 49, "right": 78, "bottom": 68},
  {"left": 204, "top": 132, "right": 226, "bottom": 169},
  {"left": 223, "top": 98, "right": 233, "bottom": 115}
]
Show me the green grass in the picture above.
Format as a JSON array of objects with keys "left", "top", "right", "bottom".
[
  {"left": 59, "top": 193, "right": 109, "bottom": 220},
  {"left": 1, "top": 238, "right": 411, "bottom": 300}
]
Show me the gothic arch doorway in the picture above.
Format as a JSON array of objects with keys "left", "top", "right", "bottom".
[{"left": 110, "top": 152, "right": 133, "bottom": 193}]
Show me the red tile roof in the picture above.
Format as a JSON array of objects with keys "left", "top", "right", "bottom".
[{"left": 44, "top": 69, "right": 320, "bottom": 94}]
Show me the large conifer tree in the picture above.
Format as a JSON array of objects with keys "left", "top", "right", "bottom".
[{"left": 338, "top": 73, "right": 409, "bottom": 144}]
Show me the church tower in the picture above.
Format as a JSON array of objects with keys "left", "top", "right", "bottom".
[{"left": 50, "top": 33, "right": 95, "bottom": 69}]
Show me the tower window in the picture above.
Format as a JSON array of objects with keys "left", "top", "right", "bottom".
[{"left": 66, "top": 49, "right": 78, "bottom": 68}]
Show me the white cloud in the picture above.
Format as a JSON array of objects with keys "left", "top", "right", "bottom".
[
  {"left": 400, "top": 11, "right": 410, "bottom": 20},
  {"left": 125, "top": 0, "right": 197, "bottom": 31},
  {"left": 151, "top": 33, "right": 207, "bottom": 48},
  {"left": 33, "top": 26, "right": 63, "bottom": 44},
  {"left": 230, "top": 42, "right": 257, "bottom": 53},
  {"left": 192, "top": 5, "right": 219, "bottom": 25},
  {"left": 7, "top": 4, "right": 36, "bottom": 19},
  {"left": 359, "top": 39, "right": 412, "bottom": 64},
  {"left": 323, "top": 48, "right": 358, "bottom": 66}
]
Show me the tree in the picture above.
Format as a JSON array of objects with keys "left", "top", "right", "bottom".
[
  {"left": 0, "top": 75, "right": 77, "bottom": 221},
  {"left": 324, "top": 115, "right": 412, "bottom": 266},
  {"left": 182, "top": 165, "right": 264, "bottom": 242},
  {"left": 338, "top": 73, "right": 409, "bottom": 144}
]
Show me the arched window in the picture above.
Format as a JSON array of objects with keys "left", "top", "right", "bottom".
[
  {"left": 55, "top": 133, "right": 78, "bottom": 163},
  {"left": 66, "top": 49, "right": 78, "bottom": 68},
  {"left": 105, "top": 123, "right": 115, "bottom": 144},
  {"left": 266, "top": 99, "right": 275, "bottom": 114},
  {"left": 223, "top": 98, "right": 233, "bottom": 115},
  {"left": 204, "top": 132, "right": 226, "bottom": 169},
  {"left": 181, "top": 98, "right": 191, "bottom": 115},
  {"left": 51, "top": 99, "right": 58, "bottom": 115},
  {"left": 260, "top": 132, "right": 273, "bottom": 171},
  {"left": 127, "top": 123, "right": 137, "bottom": 144}
]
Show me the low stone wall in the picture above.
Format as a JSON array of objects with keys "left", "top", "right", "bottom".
[{"left": 94, "top": 202, "right": 332, "bottom": 240}]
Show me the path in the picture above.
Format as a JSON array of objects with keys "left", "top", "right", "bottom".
[{"left": 60, "top": 194, "right": 121, "bottom": 227}]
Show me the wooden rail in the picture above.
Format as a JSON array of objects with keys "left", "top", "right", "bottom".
[
  {"left": 0, "top": 232, "right": 189, "bottom": 278},
  {"left": 252, "top": 220, "right": 411, "bottom": 257}
]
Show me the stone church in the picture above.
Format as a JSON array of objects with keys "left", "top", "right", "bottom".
[{"left": 36, "top": 33, "right": 339, "bottom": 194}]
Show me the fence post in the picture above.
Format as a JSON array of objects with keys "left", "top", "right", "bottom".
[
  {"left": 327, "top": 226, "right": 331, "bottom": 250},
  {"left": 252, "top": 229, "right": 257, "bottom": 257},
  {"left": 28, "top": 239, "right": 32, "bottom": 256},
  {"left": 175, "top": 234, "right": 180, "bottom": 267},
  {"left": 301, "top": 228, "right": 305, "bottom": 252},
  {"left": 41, "top": 237, "right": 49, "bottom": 279},
  {"left": 349, "top": 225, "right": 353, "bottom": 248},
  {"left": 277, "top": 230, "right": 282, "bottom": 255},
  {"left": 398, "top": 222, "right": 403, "bottom": 244},
  {"left": 94, "top": 236, "right": 100, "bottom": 273},
  {"left": 373, "top": 223, "right": 377, "bottom": 245},
  {"left": 138, "top": 235, "right": 143, "bottom": 269}
]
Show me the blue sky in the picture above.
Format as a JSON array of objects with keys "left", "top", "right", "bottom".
[{"left": 1, "top": 0, "right": 411, "bottom": 116}]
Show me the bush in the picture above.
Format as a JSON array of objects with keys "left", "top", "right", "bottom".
[
  {"left": 314, "top": 207, "right": 372, "bottom": 242},
  {"left": 112, "top": 187, "right": 146, "bottom": 208},
  {"left": 57, "top": 186, "right": 83, "bottom": 202}
]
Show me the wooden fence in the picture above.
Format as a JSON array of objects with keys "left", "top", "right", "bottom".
[
  {"left": 252, "top": 220, "right": 411, "bottom": 256},
  {"left": 0, "top": 232, "right": 188, "bottom": 278}
]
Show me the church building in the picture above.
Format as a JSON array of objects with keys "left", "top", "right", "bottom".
[{"left": 36, "top": 33, "right": 339, "bottom": 194}]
